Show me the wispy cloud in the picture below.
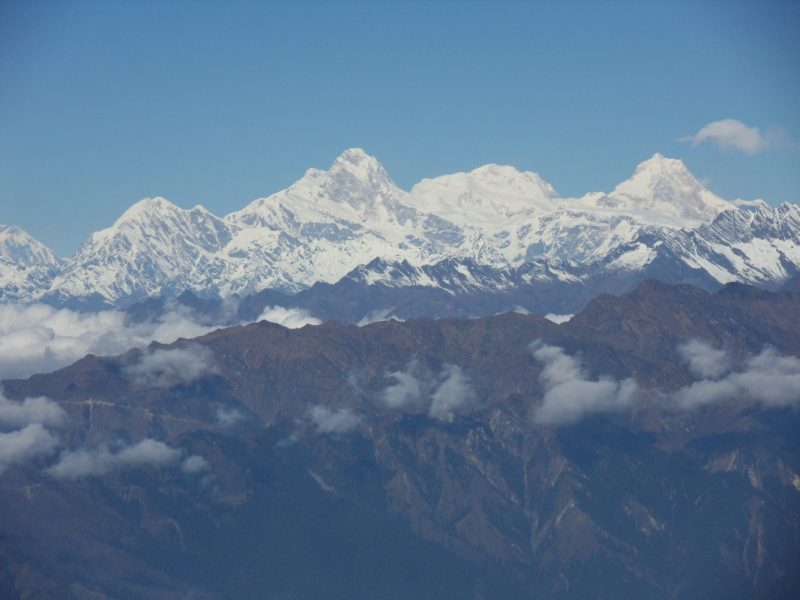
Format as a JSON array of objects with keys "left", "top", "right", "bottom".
[
  {"left": 124, "top": 344, "right": 218, "bottom": 388},
  {"left": 309, "top": 406, "right": 361, "bottom": 434},
  {"left": 531, "top": 340, "right": 638, "bottom": 425},
  {"left": 0, "top": 423, "right": 59, "bottom": 474},
  {"left": 674, "top": 341, "right": 800, "bottom": 409},
  {"left": 257, "top": 306, "right": 321, "bottom": 328},
  {"left": 678, "top": 119, "right": 793, "bottom": 155},
  {"left": 357, "top": 308, "right": 402, "bottom": 327}
]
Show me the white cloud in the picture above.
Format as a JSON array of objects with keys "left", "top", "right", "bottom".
[
  {"left": 181, "top": 454, "right": 210, "bottom": 474},
  {"left": 0, "top": 391, "right": 68, "bottom": 428},
  {"left": 383, "top": 366, "right": 425, "bottom": 409},
  {"left": 677, "top": 339, "right": 732, "bottom": 380},
  {"left": 357, "top": 308, "right": 402, "bottom": 327},
  {"left": 46, "top": 438, "right": 182, "bottom": 479},
  {"left": 429, "top": 365, "right": 476, "bottom": 418},
  {"left": 531, "top": 340, "right": 638, "bottom": 425},
  {"left": 216, "top": 405, "right": 245, "bottom": 428},
  {"left": 678, "top": 119, "right": 793, "bottom": 155},
  {"left": 257, "top": 306, "right": 321, "bottom": 328},
  {"left": 0, "top": 303, "right": 220, "bottom": 381},
  {"left": 309, "top": 406, "right": 361, "bottom": 434},
  {"left": 124, "top": 344, "right": 218, "bottom": 388},
  {"left": 675, "top": 343, "right": 800, "bottom": 409},
  {"left": 544, "top": 313, "right": 573, "bottom": 324},
  {"left": 0, "top": 423, "right": 59, "bottom": 474}
]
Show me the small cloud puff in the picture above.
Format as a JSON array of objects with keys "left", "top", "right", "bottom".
[
  {"left": 181, "top": 454, "right": 211, "bottom": 474},
  {"left": 46, "top": 438, "right": 182, "bottom": 479},
  {"left": 258, "top": 306, "right": 321, "bottom": 328},
  {"left": 124, "top": 344, "right": 218, "bottom": 388},
  {"left": 309, "top": 406, "right": 361, "bottom": 434},
  {"left": 674, "top": 341, "right": 800, "bottom": 409},
  {"left": 0, "top": 423, "right": 60, "bottom": 474},
  {"left": 216, "top": 405, "right": 245, "bottom": 429},
  {"left": 678, "top": 119, "right": 793, "bottom": 155},
  {"left": 531, "top": 340, "right": 638, "bottom": 425}
]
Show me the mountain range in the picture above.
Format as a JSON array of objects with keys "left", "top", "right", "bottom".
[
  {"left": 2, "top": 150, "right": 799, "bottom": 311},
  {"left": 2, "top": 280, "right": 799, "bottom": 599}
]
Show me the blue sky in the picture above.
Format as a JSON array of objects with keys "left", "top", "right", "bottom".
[{"left": 1, "top": 0, "right": 798, "bottom": 257}]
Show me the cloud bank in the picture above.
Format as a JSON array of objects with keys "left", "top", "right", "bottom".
[
  {"left": 0, "top": 303, "right": 220, "bottom": 381},
  {"left": 531, "top": 341, "right": 638, "bottom": 425},
  {"left": 124, "top": 344, "right": 218, "bottom": 388},
  {"left": 678, "top": 119, "right": 793, "bottom": 155},
  {"left": 544, "top": 313, "right": 573, "bottom": 324},
  {"left": 674, "top": 341, "right": 800, "bottom": 409}
]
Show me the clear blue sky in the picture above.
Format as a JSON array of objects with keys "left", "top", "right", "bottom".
[{"left": 1, "top": 0, "right": 798, "bottom": 257}]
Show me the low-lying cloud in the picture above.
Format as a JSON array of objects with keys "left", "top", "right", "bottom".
[
  {"left": 678, "top": 119, "right": 793, "bottom": 155},
  {"left": 531, "top": 341, "right": 638, "bottom": 425},
  {"left": 309, "top": 406, "right": 361, "bottom": 434},
  {"left": 383, "top": 363, "right": 426, "bottom": 409},
  {"left": 46, "top": 438, "right": 183, "bottom": 479},
  {"left": 381, "top": 361, "right": 476, "bottom": 418},
  {"left": 258, "top": 306, "right": 322, "bottom": 328},
  {"left": 0, "top": 303, "right": 220, "bottom": 381},
  {"left": 124, "top": 344, "right": 218, "bottom": 388},
  {"left": 216, "top": 405, "right": 245, "bottom": 428},
  {"left": 674, "top": 341, "right": 800, "bottom": 409},
  {"left": 429, "top": 365, "right": 476, "bottom": 418},
  {"left": 0, "top": 423, "right": 60, "bottom": 474},
  {"left": 0, "top": 391, "right": 68, "bottom": 428}
]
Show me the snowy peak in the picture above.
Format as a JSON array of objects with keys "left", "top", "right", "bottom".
[
  {"left": 407, "top": 164, "right": 559, "bottom": 221},
  {"left": 321, "top": 148, "right": 402, "bottom": 211},
  {"left": 0, "top": 224, "right": 60, "bottom": 267},
  {"left": 608, "top": 153, "right": 731, "bottom": 221}
]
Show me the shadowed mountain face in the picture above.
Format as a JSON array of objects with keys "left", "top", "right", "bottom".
[{"left": 1, "top": 281, "right": 800, "bottom": 599}]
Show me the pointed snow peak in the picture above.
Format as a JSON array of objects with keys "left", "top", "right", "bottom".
[
  {"left": 609, "top": 154, "right": 731, "bottom": 221},
  {"left": 0, "top": 224, "right": 60, "bottom": 267},
  {"left": 322, "top": 149, "right": 401, "bottom": 209}
]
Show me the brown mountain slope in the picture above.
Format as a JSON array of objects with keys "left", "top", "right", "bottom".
[{"left": 1, "top": 280, "right": 799, "bottom": 599}]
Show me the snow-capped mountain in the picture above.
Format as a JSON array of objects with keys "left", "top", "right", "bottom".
[
  {"left": 0, "top": 224, "right": 61, "bottom": 303},
  {"left": 2, "top": 149, "right": 798, "bottom": 308}
]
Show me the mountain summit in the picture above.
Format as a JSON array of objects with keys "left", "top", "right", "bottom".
[{"left": 608, "top": 153, "right": 731, "bottom": 220}]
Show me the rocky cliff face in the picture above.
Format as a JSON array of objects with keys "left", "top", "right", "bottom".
[{"left": 1, "top": 280, "right": 799, "bottom": 599}]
